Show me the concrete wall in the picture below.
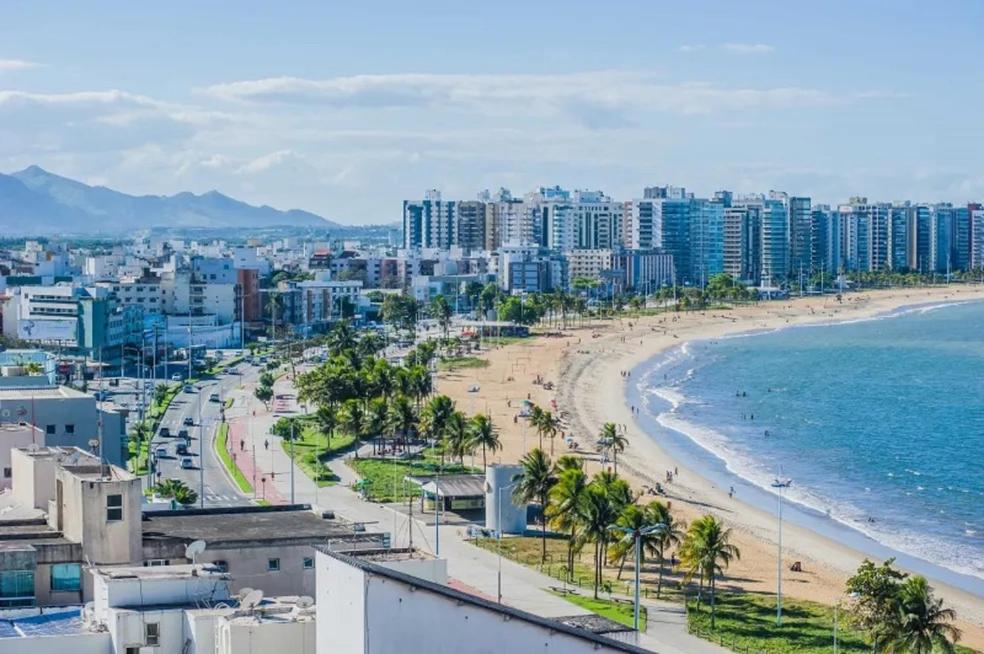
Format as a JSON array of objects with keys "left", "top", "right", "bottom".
[
  {"left": 1, "top": 425, "right": 43, "bottom": 489},
  {"left": 0, "top": 632, "right": 110, "bottom": 654},
  {"left": 317, "top": 551, "right": 366, "bottom": 653},
  {"left": 0, "top": 395, "right": 125, "bottom": 465},
  {"left": 219, "top": 617, "right": 316, "bottom": 654},
  {"left": 197, "top": 544, "right": 317, "bottom": 597},
  {"left": 57, "top": 468, "right": 142, "bottom": 565},
  {"left": 11, "top": 447, "right": 57, "bottom": 510}
]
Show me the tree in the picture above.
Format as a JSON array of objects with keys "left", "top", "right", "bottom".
[
  {"left": 872, "top": 576, "right": 961, "bottom": 654},
  {"left": 254, "top": 383, "right": 273, "bottom": 407},
  {"left": 430, "top": 294, "right": 453, "bottom": 340},
  {"left": 150, "top": 478, "right": 198, "bottom": 507},
  {"left": 846, "top": 558, "right": 909, "bottom": 636},
  {"left": 468, "top": 414, "right": 500, "bottom": 471},
  {"left": 314, "top": 405, "right": 337, "bottom": 449},
  {"left": 154, "top": 383, "right": 169, "bottom": 406},
  {"left": 421, "top": 395, "right": 455, "bottom": 459},
  {"left": 645, "top": 501, "right": 683, "bottom": 598},
  {"left": 387, "top": 394, "right": 417, "bottom": 452},
  {"left": 259, "top": 371, "right": 275, "bottom": 388},
  {"left": 577, "top": 484, "right": 620, "bottom": 599},
  {"left": 597, "top": 422, "right": 628, "bottom": 474},
  {"left": 555, "top": 454, "right": 584, "bottom": 473},
  {"left": 444, "top": 410, "right": 472, "bottom": 463},
  {"left": 679, "top": 515, "right": 740, "bottom": 628},
  {"left": 547, "top": 466, "right": 588, "bottom": 581},
  {"left": 513, "top": 448, "right": 556, "bottom": 565},
  {"left": 270, "top": 416, "right": 302, "bottom": 440},
  {"left": 339, "top": 399, "right": 368, "bottom": 442},
  {"left": 608, "top": 503, "right": 665, "bottom": 581}
]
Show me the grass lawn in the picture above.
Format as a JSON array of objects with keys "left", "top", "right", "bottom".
[
  {"left": 437, "top": 355, "right": 490, "bottom": 371},
  {"left": 687, "top": 592, "right": 977, "bottom": 654},
  {"left": 472, "top": 534, "right": 684, "bottom": 603},
  {"left": 281, "top": 426, "right": 356, "bottom": 487},
  {"left": 347, "top": 453, "right": 478, "bottom": 502},
  {"left": 549, "top": 590, "right": 647, "bottom": 632},
  {"left": 214, "top": 422, "right": 253, "bottom": 494}
]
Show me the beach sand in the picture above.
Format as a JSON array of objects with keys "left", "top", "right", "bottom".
[{"left": 437, "top": 286, "right": 984, "bottom": 649}]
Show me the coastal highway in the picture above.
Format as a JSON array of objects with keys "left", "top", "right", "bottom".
[{"left": 148, "top": 361, "right": 261, "bottom": 507}]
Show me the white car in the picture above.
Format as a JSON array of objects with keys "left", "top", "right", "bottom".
[{"left": 180, "top": 457, "right": 194, "bottom": 470}]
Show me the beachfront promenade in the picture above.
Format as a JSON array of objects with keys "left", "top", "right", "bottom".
[{"left": 219, "top": 371, "right": 726, "bottom": 654}]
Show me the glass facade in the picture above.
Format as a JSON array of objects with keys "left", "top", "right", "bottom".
[{"left": 0, "top": 570, "right": 34, "bottom": 607}]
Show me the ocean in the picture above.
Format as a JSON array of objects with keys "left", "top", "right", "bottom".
[{"left": 634, "top": 300, "right": 984, "bottom": 589}]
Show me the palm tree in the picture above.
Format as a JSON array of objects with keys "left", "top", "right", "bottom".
[
  {"left": 679, "top": 515, "right": 740, "bottom": 628},
  {"left": 555, "top": 454, "right": 584, "bottom": 473},
  {"left": 529, "top": 404, "right": 545, "bottom": 447},
  {"left": 339, "top": 399, "right": 368, "bottom": 442},
  {"left": 420, "top": 395, "right": 455, "bottom": 460},
  {"left": 468, "top": 414, "right": 500, "bottom": 471},
  {"left": 645, "top": 501, "right": 684, "bottom": 598},
  {"left": 547, "top": 466, "right": 588, "bottom": 581},
  {"left": 387, "top": 394, "right": 417, "bottom": 452},
  {"left": 577, "top": 484, "right": 620, "bottom": 598},
  {"left": 315, "top": 405, "right": 337, "bottom": 449},
  {"left": 367, "top": 397, "right": 389, "bottom": 453},
  {"left": 598, "top": 422, "right": 628, "bottom": 474},
  {"left": 873, "top": 576, "right": 961, "bottom": 654},
  {"left": 513, "top": 448, "right": 556, "bottom": 564},
  {"left": 540, "top": 411, "right": 560, "bottom": 456},
  {"left": 444, "top": 410, "right": 472, "bottom": 463}
]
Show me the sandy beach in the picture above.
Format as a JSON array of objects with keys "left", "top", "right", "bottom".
[{"left": 436, "top": 285, "right": 984, "bottom": 649}]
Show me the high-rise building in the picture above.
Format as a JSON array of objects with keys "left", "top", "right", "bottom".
[
  {"left": 889, "top": 205, "right": 911, "bottom": 270},
  {"left": 971, "top": 204, "right": 984, "bottom": 270},
  {"left": 723, "top": 205, "right": 761, "bottom": 285},
  {"left": 907, "top": 205, "right": 933, "bottom": 272},
  {"left": 572, "top": 190, "right": 622, "bottom": 250},
  {"left": 788, "top": 196, "right": 813, "bottom": 276},
  {"left": 760, "top": 198, "right": 789, "bottom": 285},
  {"left": 690, "top": 199, "right": 724, "bottom": 286},
  {"left": 455, "top": 201, "right": 487, "bottom": 251},
  {"left": 403, "top": 190, "right": 456, "bottom": 249}
]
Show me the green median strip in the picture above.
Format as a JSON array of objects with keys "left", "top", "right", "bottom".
[{"left": 215, "top": 422, "right": 253, "bottom": 494}]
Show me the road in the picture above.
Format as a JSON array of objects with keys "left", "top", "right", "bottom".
[{"left": 147, "top": 361, "right": 261, "bottom": 507}]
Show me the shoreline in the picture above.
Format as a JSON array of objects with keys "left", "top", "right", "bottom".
[
  {"left": 436, "top": 285, "right": 984, "bottom": 649},
  {"left": 630, "top": 296, "right": 984, "bottom": 592}
]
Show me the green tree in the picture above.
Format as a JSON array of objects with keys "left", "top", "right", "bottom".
[
  {"left": 387, "top": 394, "right": 417, "bottom": 452},
  {"left": 339, "top": 399, "right": 368, "bottom": 442},
  {"left": 512, "top": 448, "right": 556, "bottom": 565},
  {"left": 254, "top": 383, "right": 273, "bottom": 407},
  {"left": 846, "top": 558, "right": 909, "bottom": 636},
  {"left": 577, "top": 483, "right": 620, "bottom": 599},
  {"left": 645, "top": 500, "right": 683, "bottom": 598},
  {"left": 468, "top": 413, "right": 500, "bottom": 471},
  {"left": 430, "top": 294, "right": 453, "bottom": 340},
  {"left": 420, "top": 395, "right": 455, "bottom": 457},
  {"left": 679, "top": 515, "right": 740, "bottom": 627},
  {"left": 597, "top": 422, "right": 628, "bottom": 475},
  {"left": 547, "top": 466, "right": 589, "bottom": 581},
  {"left": 872, "top": 576, "right": 961, "bottom": 654},
  {"left": 444, "top": 410, "right": 472, "bottom": 463}
]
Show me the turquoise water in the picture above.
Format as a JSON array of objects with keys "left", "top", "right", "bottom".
[{"left": 638, "top": 300, "right": 984, "bottom": 583}]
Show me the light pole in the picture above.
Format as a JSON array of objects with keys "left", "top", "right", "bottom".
[
  {"left": 610, "top": 523, "right": 666, "bottom": 632},
  {"left": 497, "top": 482, "right": 518, "bottom": 604},
  {"left": 771, "top": 470, "right": 792, "bottom": 626}
]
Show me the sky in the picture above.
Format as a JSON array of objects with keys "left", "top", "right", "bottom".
[{"left": 1, "top": 0, "right": 983, "bottom": 224}]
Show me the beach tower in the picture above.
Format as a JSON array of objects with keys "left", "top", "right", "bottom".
[{"left": 485, "top": 464, "right": 526, "bottom": 535}]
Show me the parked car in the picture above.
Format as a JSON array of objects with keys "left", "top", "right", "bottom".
[
  {"left": 171, "top": 373, "right": 184, "bottom": 382},
  {"left": 177, "top": 429, "right": 189, "bottom": 440},
  {"left": 180, "top": 457, "right": 194, "bottom": 470},
  {"left": 154, "top": 446, "right": 168, "bottom": 459},
  {"left": 183, "top": 384, "right": 194, "bottom": 393}
]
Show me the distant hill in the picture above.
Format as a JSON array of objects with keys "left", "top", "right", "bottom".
[{"left": 0, "top": 166, "right": 338, "bottom": 234}]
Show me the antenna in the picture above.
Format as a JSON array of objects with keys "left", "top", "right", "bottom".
[
  {"left": 185, "top": 539, "right": 206, "bottom": 563},
  {"left": 241, "top": 589, "right": 264, "bottom": 612}
]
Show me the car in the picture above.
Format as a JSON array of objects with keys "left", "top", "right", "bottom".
[
  {"left": 171, "top": 373, "right": 184, "bottom": 382},
  {"left": 159, "top": 427, "right": 171, "bottom": 438},
  {"left": 175, "top": 443, "right": 188, "bottom": 456},
  {"left": 182, "top": 416, "right": 194, "bottom": 426},
  {"left": 209, "top": 393, "right": 220, "bottom": 402},
  {"left": 154, "top": 446, "right": 168, "bottom": 459},
  {"left": 183, "top": 384, "right": 194, "bottom": 393},
  {"left": 177, "top": 429, "right": 189, "bottom": 440},
  {"left": 180, "top": 457, "right": 194, "bottom": 470}
]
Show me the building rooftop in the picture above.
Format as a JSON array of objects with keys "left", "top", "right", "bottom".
[
  {"left": 0, "top": 385, "right": 89, "bottom": 400},
  {"left": 407, "top": 474, "right": 486, "bottom": 498},
  {"left": 0, "top": 607, "right": 86, "bottom": 639},
  {"left": 92, "top": 563, "right": 229, "bottom": 582},
  {"left": 142, "top": 504, "right": 372, "bottom": 548}
]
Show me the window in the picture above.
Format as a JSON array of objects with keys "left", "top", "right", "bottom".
[
  {"left": 126, "top": 647, "right": 140, "bottom": 654},
  {"left": 65, "top": 424, "right": 75, "bottom": 434},
  {"left": 302, "top": 557, "right": 314, "bottom": 569},
  {"left": 106, "top": 494, "right": 123, "bottom": 521},
  {"left": 50, "top": 563, "right": 82, "bottom": 592},
  {"left": 0, "top": 570, "right": 34, "bottom": 607},
  {"left": 267, "top": 558, "right": 280, "bottom": 572},
  {"left": 145, "top": 622, "right": 160, "bottom": 646},
  {"left": 144, "top": 559, "right": 169, "bottom": 567},
  {"left": 2, "top": 468, "right": 10, "bottom": 479},
  {"left": 46, "top": 424, "right": 56, "bottom": 435}
]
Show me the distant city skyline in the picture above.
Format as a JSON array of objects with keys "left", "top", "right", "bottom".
[{"left": 1, "top": 1, "right": 983, "bottom": 224}]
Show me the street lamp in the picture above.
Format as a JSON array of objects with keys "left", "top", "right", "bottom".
[
  {"left": 771, "top": 470, "right": 792, "bottom": 626},
  {"left": 609, "top": 523, "right": 666, "bottom": 632}
]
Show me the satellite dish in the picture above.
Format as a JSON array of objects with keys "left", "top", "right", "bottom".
[
  {"left": 237, "top": 587, "right": 255, "bottom": 600},
  {"left": 241, "top": 589, "right": 264, "bottom": 611},
  {"left": 296, "top": 596, "right": 314, "bottom": 609},
  {"left": 185, "top": 540, "right": 206, "bottom": 563}
]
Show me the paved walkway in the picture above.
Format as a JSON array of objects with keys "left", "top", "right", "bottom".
[{"left": 225, "top": 366, "right": 726, "bottom": 654}]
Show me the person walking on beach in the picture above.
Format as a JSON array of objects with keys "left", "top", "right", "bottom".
[{"left": 729, "top": 486, "right": 735, "bottom": 499}]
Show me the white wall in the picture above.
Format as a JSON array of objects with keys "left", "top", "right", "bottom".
[
  {"left": 316, "top": 551, "right": 366, "bottom": 653},
  {"left": 0, "top": 632, "right": 109, "bottom": 654}
]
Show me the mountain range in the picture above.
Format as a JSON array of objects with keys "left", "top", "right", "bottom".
[{"left": 0, "top": 166, "right": 339, "bottom": 234}]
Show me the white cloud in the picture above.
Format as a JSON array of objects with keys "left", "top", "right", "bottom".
[
  {"left": 202, "top": 71, "right": 845, "bottom": 123},
  {"left": 0, "top": 59, "right": 41, "bottom": 72},
  {"left": 721, "top": 43, "right": 775, "bottom": 54},
  {"left": 678, "top": 44, "right": 706, "bottom": 53},
  {"left": 236, "top": 149, "right": 297, "bottom": 175}
]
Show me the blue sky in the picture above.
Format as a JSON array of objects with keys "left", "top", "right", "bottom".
[{"left": 1, "top": 0, "right": 982, "bottom": 224}]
